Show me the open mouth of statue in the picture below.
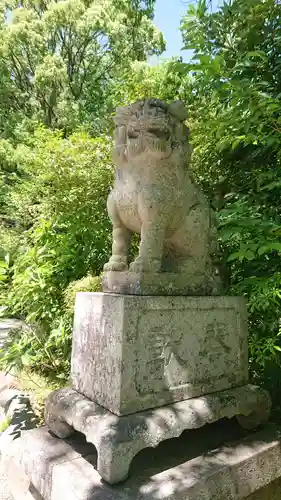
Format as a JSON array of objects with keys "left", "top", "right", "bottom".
[
  {"left": 146, "top": 128, "right": 170, "bottom": 140},
  {"left": 128, "top": 127, "right": 170, "bottom": 142}
]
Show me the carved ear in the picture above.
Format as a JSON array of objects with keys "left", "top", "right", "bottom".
[
  {"left": 114, "top": 105, "right": 131, "bottom": 125},
  {"left": 168, "top": 101, "right": 188, "bottom": 122}
]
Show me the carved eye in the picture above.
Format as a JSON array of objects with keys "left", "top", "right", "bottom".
[
  {"left": 128, "top": 129, "right": 139, "bottom": 139},
  {"left": 147, "top": 127, "right": 170, "bottom": 140}
]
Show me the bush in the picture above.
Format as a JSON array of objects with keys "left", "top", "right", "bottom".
[
  {"left": 0, "top": 322, "right": 71, "bottom": 383},
  {"left": 0, "top": 128, "right": 113, "bottom": 381},
  {"left": 180, "top": 0, "right": 281, "bottom": 397},
  {"left": 4, "top": 128, "right": 113, "bottom": 323},
  {"left": 0, "top": 275, "right": 102, "bottom": 383}
]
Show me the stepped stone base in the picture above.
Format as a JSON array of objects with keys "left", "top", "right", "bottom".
[
  {"left": 44, "top": 384, "right": 271, "bottom": 484},
  {"left": 4, "top": 422, "right": 281, "bottom": 500},
  {"left": 102, "top": 270, "right": 222, "bottom": 296}
]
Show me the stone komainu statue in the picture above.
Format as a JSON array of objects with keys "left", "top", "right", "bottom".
[{"left": 104, "top": 98, "right": 221, "bottom": 294}]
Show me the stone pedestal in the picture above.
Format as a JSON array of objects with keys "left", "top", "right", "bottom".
[
  {"left": 71, "top": 293, "right": 248, "bottom": 415},
  {"left": 45, "top": 384, "right": 270, "bottom": 484},
  {"left": 43, "top": 292, "right": 271, "bottom": 485},
  {"left": 102, "top": 270, "right": 222, "bottom": 296},
  {"left": 4, "top": 423, "right": 281, "bottom": 500}
]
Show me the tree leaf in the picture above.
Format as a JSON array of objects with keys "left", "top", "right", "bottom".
[
  {"left": 21, "top": 354, "right": 32, "bottom": 366},
  {"left": 247, "top": 51, "right": 267, "bottom": 60}
]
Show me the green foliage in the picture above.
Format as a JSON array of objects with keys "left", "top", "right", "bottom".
[
  {"left": 4, "top": 129, "right": 112, "bottom": 324},
  {"left": 0, "top": 129, "right": 112, "bottom": 381},
  {"left": 111, "top": 59, "right": 187, "bottom": 108},
  {"left": 0, "top": 0, "right": 164, "bottom": 137},
  {"left": 0, "top": 0, "right": 168, "bottom": 384},
  {"left": 0, "top": 322, "right": 71, "bottom": 383},
  {"left": 0, "top": 275, "right": 102, "bottom": 383},
  {"left": 0, "top": 252, "right": 14, "bottom": 309},
  {"left": 0, "top": 259, "right": 8, "bottom": 284},
  {"left": 0, "top": 0, "right": 168, "bottom": 383},
  {"left": 180, "top": 0, "right": 281, "bottom": 395},
  {"left": 0, "top": 275, "right": 102, "bottom": 382}
]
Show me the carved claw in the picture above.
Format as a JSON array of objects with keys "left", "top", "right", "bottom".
[
  {"left": 104, "top": 257, "right": 128, "bottom": 272},
  {"left": 130, "top": 257, "right": 161, "bottom": 273}
]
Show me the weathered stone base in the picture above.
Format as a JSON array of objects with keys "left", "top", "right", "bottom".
[
  {"left": 102, "top": 270, "right": 222, "bottom": 296},
  {"left": 4, "top": 422, "right": 281, "bottom": 500},
  {"left": 44, "top": 384, "right": 271, "bottom": 484},
  {"left": 72, "top": 293, "right": 249, "bottom": 415}
]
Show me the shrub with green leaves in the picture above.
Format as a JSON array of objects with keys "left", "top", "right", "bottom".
[
  {"left": 0, "top": 129, "right": 112, "bottom": 381},
  {"left": 0, "top": 276, "right": 102, "bottom": 382},
  {"left": 180, "top": 0, "right": 281, "bottom": 398},
  {"left": 0, "top": 257, "right": 8, "bottom": 310},
  {"left": 5, "top": 128, "right": 113, "bottom": 322},
  {"left": 0, "top": 322, "right": 71, "bottom": 383}
]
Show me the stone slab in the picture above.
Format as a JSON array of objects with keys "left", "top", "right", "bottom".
[
  {"left": 0, "top": 393, "right": 38, "bottom": 450},
  {"left": 4, "top": 423, "right": 281, "bottom": 500},
  {"left": 102, "top": 271, "right": 222, "bottom": 296},
  {"left": 44, "top": 384, "right": 271, "bottom": 484},
  {"left": 0, "top": 389, "right": 21, "bottom": 409},
  {"left": 71, "top": 292, "right": 248, "bottom": 415},
  {"left": 246, "top": 478, "right": 281, "bottom": 500},
  {"left": 0, "top": 372, "right": 20, "bottom": 393}
]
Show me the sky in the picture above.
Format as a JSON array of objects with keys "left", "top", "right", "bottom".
[
  {"left": 153, "top": 0, "right": 220, "bottom": 61},
  {"left": 153, "top": 0, "right": 190, "bottom": 61}
]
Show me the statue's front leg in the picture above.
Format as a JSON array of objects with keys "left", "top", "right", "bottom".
[
  {"left": 130, "top": 209, "right": 166, "bottom": 273},
  {"left": 104, "top": 193, "right": 131, "bottom": 272}
]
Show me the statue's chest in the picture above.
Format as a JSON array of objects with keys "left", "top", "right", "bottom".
[{"left": 114, "top": 170, "right": 141, "bottom": 232}]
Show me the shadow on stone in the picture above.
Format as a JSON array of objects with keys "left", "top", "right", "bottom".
[
  {"left": 129, "top": 416, "right": 248, "bottom": 479},
  {"left": 4, "top": 420, "right": 281, "bottom": 499},
  {"left": 63, "top": 430, "right": 98, "bottom": 466}
]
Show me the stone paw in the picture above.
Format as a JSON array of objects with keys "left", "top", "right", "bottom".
[
  {"left": 129, "top": 258, "right": 161, "bottom": 273},
  {"left": 104, "top": 258, "right": 128, "bottom": 272}
]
